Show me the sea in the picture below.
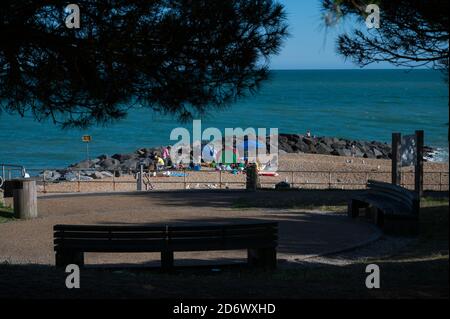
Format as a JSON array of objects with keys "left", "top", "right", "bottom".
[{"left": 0, "top": 69, "right": 448, "bottom": 169}]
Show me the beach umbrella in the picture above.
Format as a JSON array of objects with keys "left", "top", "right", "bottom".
[
  {"left": 236, "top": 140, "right": 265, "bottom": 161},
  {"left": 236, "top": 140, "right": 265, "bottom": 151}
]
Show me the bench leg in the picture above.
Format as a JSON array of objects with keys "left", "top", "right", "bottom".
[
  {"left": 248, "top": 248, "right": 277, "bottom": 270},
  {"left": 373, "top": 209, "right": 385, "bottom": 228},
  {"left": 55, "top": 251, "right": 84, "bottom": 268},
  {"left": 348, "top": 200, "right": 361, "bottom": 218},
  {"left": 161, "top": 251, "right": 174, "bottom": 271}
]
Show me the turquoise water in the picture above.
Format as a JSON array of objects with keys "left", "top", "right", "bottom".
[{"left": 0, "top": 69, "right": 448, "bottom": 168}]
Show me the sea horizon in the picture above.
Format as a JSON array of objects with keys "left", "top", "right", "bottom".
[{"left": 0, "top": 69, "right": 448, "bottom": 169}]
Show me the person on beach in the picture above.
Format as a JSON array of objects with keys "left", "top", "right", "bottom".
[
  {"left": 155, "top": 155, "right": 165, "bottom": 171},
  {"left": 306, "top": 130, "right": 312, "bottom": 138},
  {"left": 162, "top": 145, "right": 172, "bottom": 167},
  {"left": 255, "top": 159, "right": 262, "bottom": 172}
]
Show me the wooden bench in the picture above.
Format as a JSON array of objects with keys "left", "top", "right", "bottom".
[
  {"left": 348, "top": 180, "right": 420, "bottom": 232},
  {"left": 54, "top": 222, "right": 278, "bottom": 270}
]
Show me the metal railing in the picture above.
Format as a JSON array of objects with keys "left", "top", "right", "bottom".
[
  {"left": 8, "top": 167, "right": 448, "bottom": 194},
  {"left": 0, "top": 164, "right": 26, "bottom": 182}
]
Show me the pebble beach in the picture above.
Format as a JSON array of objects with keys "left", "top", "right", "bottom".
[{"left": 37, "top": 153, "right": 449, "bottom": 194}]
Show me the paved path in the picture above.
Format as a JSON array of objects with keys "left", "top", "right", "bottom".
[{"left": 0, "top": 191, "right": 381, "bottom": 267}]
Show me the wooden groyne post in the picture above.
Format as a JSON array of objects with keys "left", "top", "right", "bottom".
[
  {"left": 11, "top": 179, "right": 38, "bottom": 219},
  {"left": 415, "top": 130, "right": 424, "bottom": 197},
  {"left": 391, "top": 132, "right": 402, "bottom": 186}
]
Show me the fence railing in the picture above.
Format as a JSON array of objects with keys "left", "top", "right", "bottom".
[
  {"left": 0, "top": 164, "right": 25, "bottom": 182},
  {"left": 2, "top": 167, "right": 447, "bottom": 194}
]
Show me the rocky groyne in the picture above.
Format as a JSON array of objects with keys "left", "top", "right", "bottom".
[{"left": 278, "top": 134, "right": 394, "bottom": 158}]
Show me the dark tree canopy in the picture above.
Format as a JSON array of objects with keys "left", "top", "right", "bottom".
[
  {"left": 322, "top": 0, "right": 449, "bottom": 76},
  {"left": 0, "top": 0, "right": 288, "bottom": 127}
]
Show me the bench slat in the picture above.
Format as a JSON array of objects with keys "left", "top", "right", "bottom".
[
  {"left": 352, "top": 182, "right": 418, "bottom": 219},
  {"left": 368, "top": 186, "right": 415, "bottom": 204},
  {"left": 54, "top": 231, "right": 166, "bottom": 239},
  {"left": 54, "top": 225, "right": 167, "bottom": 232},
  {"left": 367, "top": 180, "right": 418, "bottom": 200},
  {"left": 54, "top": 227, "right": 276, "bottom": 241},
  {"left": 169, "top": 228, "right": 276, "bottom": 238},
  {"left": 367, "top": 189, "right": 414, "bottom": 211},
  {"left": 55, "top": 240, "right": 276, "bottom": 253},
  {"left": 168, "top": 223, "right": 277, "bottom": 231},
  {"left": 352, "top": 194, "right": 411, "bottom": 215},
  {"left": 169, "top": 240, "right": 277, "bottom": 252},
  {"left": 54, "top": 223, "right": 277, "bottom": 232},
  {"left": 54, "top": 233, "right": 277, "bottom": 245}
]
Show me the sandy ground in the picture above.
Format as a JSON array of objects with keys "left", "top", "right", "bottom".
[
  {"left": 0, "top": 190, "right": 381, "bottom": 268},
  {"left": 37, "top": 153, "right": 449, "bottom": 193}
]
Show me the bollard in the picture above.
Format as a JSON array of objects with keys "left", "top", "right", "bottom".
[
  {"left": 246, "top": 164, "right": 260, "bottom": 191},
  {"left": 137, "top": 164, "right": 144, "bottom": 191},
  {"left": 12, "top": 179, "right": 38, "bottom": 219}
]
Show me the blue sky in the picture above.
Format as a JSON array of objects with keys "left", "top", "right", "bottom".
[{"left": 271, "top": 0, "right": 391, "bottom": 69}]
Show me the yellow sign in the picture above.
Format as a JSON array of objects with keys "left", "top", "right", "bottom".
[{"left": 82, "top": 135, "right": 92, "bottom": 142}]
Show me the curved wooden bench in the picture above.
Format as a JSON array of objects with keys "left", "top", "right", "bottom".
[
  {"left": 348, "top": 180, "right": 419, "bottom": 230},
  {"left": 54, "top": 222, "right": 278, "bottom": 270}
]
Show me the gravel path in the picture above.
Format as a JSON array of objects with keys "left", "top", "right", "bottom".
[{"left": 0, "top": 191, "right": 382, "bottom": 268}]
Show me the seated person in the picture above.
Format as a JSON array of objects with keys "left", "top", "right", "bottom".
[{"left": 155, "top": 155, "right": 165, "bottom": 171}]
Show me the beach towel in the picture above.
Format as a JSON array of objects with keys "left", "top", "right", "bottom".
[
  {"left": 166, "top": 172, "right": 188, "bottom": 177},
  {"left": 259, "top": 172, "right": 279, "bottom": 177}
]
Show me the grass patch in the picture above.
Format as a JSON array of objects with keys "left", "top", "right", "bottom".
[
  {"left": 230, "top": 192, "right": 449, "bottom": 213},
  {"left": 230, "top": 198, "right": 254, "bottom": 210},
  {"left": 0, "top": 202, "right": 14, "bottom": 223},
  {"left": 421, "top": 196, "right": 449, "bottom": 208},
  {"left": 420, "top": 204, "right": 448, "bottom": 236},
  {"left": 374, "top": 203, "right": 449, "bottom": 272},
  {"left": 229, "top": 189, "right": 366, "bottom": 211},
  {"left": 231, "top": 196, "right": 347, "bottom": 212}
]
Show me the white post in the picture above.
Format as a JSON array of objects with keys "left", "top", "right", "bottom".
[{"left": 137, "top": 164, "right": 144, "bottom": 191}]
